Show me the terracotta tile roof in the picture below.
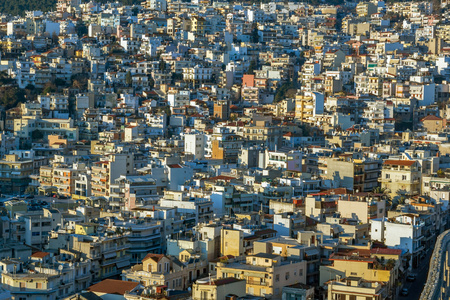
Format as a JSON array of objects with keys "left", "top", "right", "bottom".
[
  {"left": 31, "top": 251, "right": 50, "bottom": 258},
  {"left": 88, "top": 279, "right": 139, "bottom": 295},
  {"left": 383, "top": 160, "right": 415, "bottom": 166},
  {"left": 371, "top": 248, "right": 402, "bottom": 255},
  {"left": 142, "top": 253, "right": 165, "bottom": 263},
  {"left": 167, "top": 164, "right": 182, "bottom": 168},
  {"left": 421, "top": 115, "right": 442, "bottom": 121}
]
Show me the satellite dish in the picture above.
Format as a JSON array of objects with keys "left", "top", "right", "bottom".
[
  {"left": 58, "top": 265, "right": 64, "bottom": 271},
  {"left": 80, "top": 258, "right": 84, "bottom": 262}
]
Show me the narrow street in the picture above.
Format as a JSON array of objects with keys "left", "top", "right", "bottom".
[{"left": 400, "top": 247, "right": 434, "bottom": 299}]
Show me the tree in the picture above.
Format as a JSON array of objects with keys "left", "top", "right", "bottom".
[
  {"left": 247, "top": 60, "right": 257, "bottom": 74},
  {"left": 149, "top": 76, "right": 155, "bottom": 89},
  {"left": 31, "top": 129, "right": 44, "bottom": 140},
  {"left": 437, "top": 169, "right": 446, "bottom": 178},
  {"left": 0, "top": 87, "right": 26, "bottom": 109},
  {"left": 42, "top": 82, "right": 57, "bottom": 95},
  {"left": 54, "top": 78, "right": 66, "bottom": 87},
  {"left": 251, "top": 23, "right": 259, "bottom": 43},
  {"left": 126, "top": 71, "right": 132, "bottom": 86},
  {"left": 25, "top": 186, "right": 36, "bottom": 195},
  {"left": 159, "top": 60, "right": 166, "bottom": 72},
  {"left": 76, "top": 23, "right": 88, "bottom": 37},
  {"left": 274, "top": 81, "right": 296, "bottom": 103}
]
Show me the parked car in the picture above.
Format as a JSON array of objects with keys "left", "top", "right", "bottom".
[
  {"left": 406, "top": 275, "right": 416, "bottom": 282},
  {"left": 401, "top": 288, "right": 409, "bottom": 296}
]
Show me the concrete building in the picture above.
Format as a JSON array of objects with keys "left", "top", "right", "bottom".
[
  {"left": 192, "top": 277, "right": 246, "bottom": 300},
  {"left": 370, "top": 214, "right": 424, "bottom": 268},
  {"left": 379, "top": 160, "right": 421, "bottom": 198},
  {"left": 216, "top": 253, "right": 307, "bottom": 298},
  {"left": 220, "top": 229, "right": 244, "bottom": 257},
  {"left": 184, "top": 133, "right": 207, "bottom": 160}
]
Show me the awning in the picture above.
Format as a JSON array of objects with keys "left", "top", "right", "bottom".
[
  {"left": 305, "top": 249, "right": 320, "bottom": 257},
  {"left": 103, "top": 252, "right": 117, "bottom": 259},
  {"left": 116, "top": 260, "right": 130, "bottom": 269}
]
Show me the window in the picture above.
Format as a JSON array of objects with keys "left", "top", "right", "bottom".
[
  {"left": 275, "top": 274, "right": 279, "bottom": 282},
  {"left": 285, "top": 272, "right": 290, "bottom": 280},
  {"left": 36, "top": 283, "right": 42, "bottom": 289}
]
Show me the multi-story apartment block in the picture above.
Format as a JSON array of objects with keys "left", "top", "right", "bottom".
[
  {"left": 216, "top": 253, "right": 307, "bottom": 298},
  {"left": 379, "top": 160, "right": 421, "bottom": 198},
  {"left": 0, "top": 154, "right": 34, "bottom": 194},
  {"left": 370, "top": 214, "right": 425, "bottom": 268},
  {"left": 90, "top": 153, "right": 134, "bottom": 199},
  {"left": 69, "top": 234, "right": 130, "bottom": 281},
  {"left": 122, "top": 253, "right": 208, "bottom": 290}
]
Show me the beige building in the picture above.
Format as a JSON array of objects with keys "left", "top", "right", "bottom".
[
  {"left": 0, "top": 154, "right": 34, "bottom": 194},
  {"left": 192, "top": 277, "right": 246, "bottom": 300},
  {"left": 69, "top": 234, "right": 130, "bottom": 281},
  {"left": 320, "top": 248, "right": 401, "bottom": 297},
  {"left": 337, "top": 194, "right": 386, "bottom": 223},
  {"left": 91, "top": 153, "right": 134, "bottom": 198},
  {"left": 379, "top": 160, "right": 421, "bottom": 197},
  {"left": 326, "top": 156, "right": 382, "bottom": 192},
  {"left": 216, "top": 253, "right": 307, "bottom": 298},
  {"left": 220, "top": 229, "right": 244, "bottom": 257},
  {"left": 421, "top": 115, "right": 446, "bottom": 132},
  {"left": 328, "top": 277, "right": 388, "bottom": 300},
  {"left": 2, "top": 272, "right": 59, "bottom": 300},
  {"left": 122, "top": 253, "right": 208, "bottom": 290}
]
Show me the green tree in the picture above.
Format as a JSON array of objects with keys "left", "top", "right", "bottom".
[
  {"left": 31, "top": 129, "right": 44, "bottom": 140},
  {"left": 25, "top": 186, "right": 36, "bottom": 195},
  {"left": 159, "top": 60, "right": 166, "bottom": 72},
  {"left": 274, "top": 81, "right": 296, "bottom": 103},
  {"left": 251, "top": 23, "right": 259, "bottom": 43},
  {"left": 247, "top": 60, "right": 257, "bottom": 74},
  {"left": 126, "top": 71, "right": 132, "bottom": 86},
  {"left": 0, "top": 87, "right": 26, "bottom": 109},
  {"left": 42, "top": 82, "right": 57, "bottom": 95}
]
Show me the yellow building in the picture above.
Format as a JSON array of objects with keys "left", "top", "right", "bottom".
[
  {"left": 328, "top": 277, "right": 388, "bottom": 300},
  {"left": 379, "top": 160, "right": 421, "bottom": 197},
  {"left": 216, "top": 253, "right": 307, "bottom": 298},
  {"left": 191, "top": 16, "right": 206, "bottom": 35},
  {"left": 320, "top": 248, "right": 401, "bottom": 298},
  {"left": 2, "top": 272, "right": 59, "bottom": 300},
  {"left": 122, "top": 253, "right": 208, "bottom": 290},
  {"left": 294, "top": 93, "right": 324, "bottom": 125},
  {"left": 220, "top": 229, "right": 244, "bottom": 257},
  {"left": 75, "top": 223, "right": 98, "bottom": 235}
]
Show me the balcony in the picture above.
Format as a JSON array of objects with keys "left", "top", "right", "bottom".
[
  {"left": 247, "top": 280, "right": 268, "bottom": 286},
  {"left": 378, "top": 178, "right": 391, "bottom": 183},
  {"left": 101, "top": 254, "right": 131, "bottom": 267}
]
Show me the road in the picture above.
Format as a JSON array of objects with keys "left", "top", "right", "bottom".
[{"left": 400, "top": 246, "right": 434, "bottom": 299}]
